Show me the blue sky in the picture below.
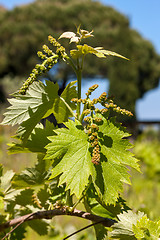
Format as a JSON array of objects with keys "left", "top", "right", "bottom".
[{"left": 0, "top": 0, "right": 160, "bottom": 120}]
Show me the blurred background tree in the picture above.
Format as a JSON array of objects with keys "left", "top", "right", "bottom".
[{"left": 0, "top": 0, "right": 160, "bottom": 121}]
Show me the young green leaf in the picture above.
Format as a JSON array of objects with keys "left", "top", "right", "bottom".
[
  {"left": 70, "top": 44, "right": 97, "bottom": 59},
  {"left": 0, "top": 170, "right": 22, "bottom": 202},
  {"left": 1, "top": 80, "right": 77, "bottom": 142},
  {"left": 1, "top": 170, "right": 15, "bottom": 193},
  {"left": 45, "top": 119, "right": 94, "bottom": 198},
  {"left": 59, "top": 31, "right": 80, "bottom": 43},
  {"left": 1, "top": 80, "right": 59, "bottom": 142},
  {"left": 94, "top": 47, "right": 129, "bottom": 60},
  {"left": 15, "top": 188, "right": 34, "bottom": 206},
  {"left": 10, "top": 224, "right": 27, "bottom": 240},
  {"left": 70, "top": 44, "right": 129, "bottom": 60},
  {"left": 1, "top": 81, "right": 59, "bottom": 126},
  {"left": 27, "top": 219, "right": 49, "bottom": 236},
  {"left": 92, "top": 114, "right": 139, "bottom": 204},
  {"left": 44, "top": 80, "right": 77, "bottom": 123},
  {"left": 110, "top": 211, "right": 145, "bottom": 239},
  {"left": 59, "top": 31, "right": 76, "bottom": 39},
  {"left": 133, "top": 215, "right": 160, "bottom": 239}
]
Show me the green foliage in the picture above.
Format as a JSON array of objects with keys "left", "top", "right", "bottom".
[
  {"left": 8, "top": 120, "right": 56, "bottom": 154},
  {"left": 122, "top": 134, "right": 160, "bottom": 221},
  {"left": 0, "top": 27, "right": 159, "bottom": 240},
  {"left": 2, "top": 80, "right": 76, "bottom": 142},
  {"left": 0, "top": 0, "right": 160, "bottom": 118},
  {"left": 110, "top": 211, "right": 160, "bottom": 239},
  {"left": 46, "top": 119, "right": 93, "bottom": 198},
  {"left": 2, "top": 81, "right": 59, "bottom": 125},
  {"left": 133, "top": 216, "right": 160, "bottom": 239},
  {"left": 91, "top": 114, "right": 139, "bottom": 204},
  {"left": 110, "top": 211, "right": 145, "bottom": 239},
  {"left": 134, "top": 136, "right": 160, "bottom": 179}
]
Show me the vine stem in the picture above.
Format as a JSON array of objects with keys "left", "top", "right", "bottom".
[
  {"left": 60, "top": 96, "right": 77, "bottom": 118},
  {"left": 66, "top": 190, "right": 73, "bottom": 207},
  {"left": 0, "top": 208, "right": 117, "bottom": 237},
  {"left": 76, "top": 58, "right": 82, "bottom": 119},
  {"left": 65, "top": 55, "right": 82, "bottom": 120},
  {"left": 63, "top": 220, "right": 104, "bottom": 240}
]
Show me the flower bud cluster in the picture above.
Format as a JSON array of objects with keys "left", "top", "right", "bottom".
[
  {"left": 100, "top": 108, "right": 109, "bottom": 114},
  {"left": 19, "top": 54, "right": 58, "bottom": 94},
  {"left": 32, "top": 193, "right": 42, "bottom": 209},
  {"left": 71, "top": 98, "right": 78, "bottom": 103},
  {"left": 48, "top": 35, "right": 66, "bottom": 59},
  {"left": 83, "top": 109, "right": 91, "bottom": 116},
  {"left": 71, "top": 98, "right": 85, "bottom": 103},
  {"left": 84, "top": 116, "right": 91, "bottom": 123},
  {"left": 100, "top": 99, "right": 133, "bottom": 117},
  {"left": 95, "top": 108, "right": 101, "bottom": 113},
  {"left": 53, "top": 200, "right": 65, "bottom": 209},
  {"left": 85, "top": 84, "right": 99, "bottom": 97},
  {"left": 42, "top": 44, "right": 54, "bottom": 56},
  {"left": 113, "top": 107, "right": 133, "bottom": 116},
  {"left": 93, "top": 117, "right": 103, "bottom": 124},
  {"left": 19, "top": 37, "right": 62, "bottom": 94},
  {"left": 87, "top": 123, "right": 101, "bottom": 165},
  {"left": 98, "top": 92, "right": 107, "bottom": 103}
]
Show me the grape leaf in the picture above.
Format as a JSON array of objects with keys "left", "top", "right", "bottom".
[
  {"left": 94, "top": 224, "right": 108, "bottom": 240},
  {"left": 92, "top": 114, "right": 139, "bottom": 204},
  {"left": 110, "top": 210, "right": 145, "bottom": 239},
  {"left": 1, "top": 80, "right": 59, "bottom": 126},
  {"left": 45, "top": 115, "right": 139, "bottom": 203},
  {"left": 70, "top": 44, "right": 97, "bottom": 59},
  {"left": 1, "top": 80, "right": 77, "bottom": 142},
  {"left": 45, "top": 119, "right": 94, "bottom": 198},
  {"left": 11, "top": 224, "right": 27, "bottom": 240},
  {"left": 8, "top": 121, "right": 56, "bottom": 154},
  {"left": 70, "top": 44, "right": 128, "bottom": 60},
  {"left": 37, "top": 186, "right": 50, "bottom": 209},
  {"left": 59, "top": 31, "right": 76, "bottom": 39},
  {"left": 87, "top": 195, "right": 130, "bottom": 220},
  {"left": 45, "top": 80, "right": 77, "bottom": 123},
  {"left": 27, "top": 219, "right": 49, "bottom": 236},
  {"left": 15, "top": 188, "right": 34, "bottom": 206},
  {"left": 0, "top": 170, "right": 15, "bottom": 192},
  {"left": 0, "top": 170, "right": 22, "bottom": 202},
  {"left": 12, "top": 155, "right": 50, "bottom": 188},
  {"left": 133, "top": 215, "right": 160, "bottom": 239},
  {"left": 0, "top": 164, "right": 3, "bottom": 178},
  {"left": 94, "top": 47, "right": 129, "bottom": 60}
]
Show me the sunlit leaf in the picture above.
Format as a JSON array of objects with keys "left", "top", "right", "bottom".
[
  {"left": 1, "top": 81, "right": 58, "bottom": 126},
  {"left": 45, "top": 119, "right": 93, "bottom": 198},
  {"left": 1, "top": 80, "right": 77, "bottom": 142},
  {"left": 110, "top": 211, "right": 145, "bottom": 239},
  {"left": 94, "top": 48, "right": 129, "bottom": 60},
  {"left": 133, "top": 215, "right": 160, "bottom": 239},
  {"left": 70, "top": 44, "right": 97, "bottom": 59},
  {"left": 92, "top": 114, "right": 139, "bottom": 204},
  {"left": 59, "top": 31, "right": 76, "bottom": 39}
]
